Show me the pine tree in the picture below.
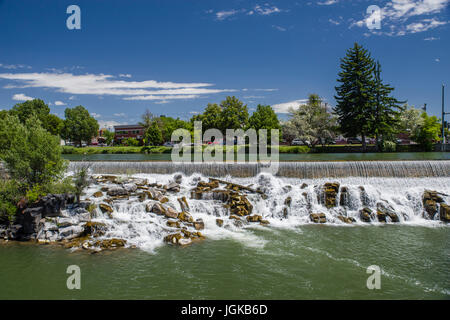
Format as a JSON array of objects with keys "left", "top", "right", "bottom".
[
  {"left": 371, "top": 61, "right": 405, "bottom": 150},
  {"left": 334, "top": 43, "right": 375, "bottom": 152}
]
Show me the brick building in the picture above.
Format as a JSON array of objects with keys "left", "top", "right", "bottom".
[{"left": 113, "top": 124, "right": 145, "bottom": 144}]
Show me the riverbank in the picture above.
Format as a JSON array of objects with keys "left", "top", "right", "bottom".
[{"left": 62, "top": 144, "right": 433, "bottom": 155}]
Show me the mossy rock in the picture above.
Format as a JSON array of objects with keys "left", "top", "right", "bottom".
[
  {"left": 216, "top": 219, "right": 224, "bottom": 227},
  {"left": 310, "top": 213, "right": 326, "bottom": 224},
  {"left": 93, "top": 191, "right": 103, "bottom": 198}
]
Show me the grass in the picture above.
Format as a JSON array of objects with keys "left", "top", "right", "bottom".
[{"left": 62, "top": 145, "right": 313, "bottom": 154}]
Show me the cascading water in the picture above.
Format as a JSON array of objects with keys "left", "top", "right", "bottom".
[
  {"left": 68, "top": 168, "right": 450, "bottom": 253},
  {"left": 68, "top": 160, "right": 450, "bottom": 178}
]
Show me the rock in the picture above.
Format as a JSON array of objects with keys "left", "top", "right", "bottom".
[
  {"left": 246, "top": 215, "right": 262, "bottom": 223},
  {"left": 57, "top": 217, "right": 76, "bottom": 227},
  {"left": 173, "top": 174, "right": 183, "bottom": 184},
  {"left": 359, "top": 186, "right": 370, "bottom": 207},
  {"left": 165, "top": 207, "right": 179, "bottom": 219},
  {"left": 83, "top": 221, "right": 107, "bottom": 237},
  {"left": 193, "top": 219, "right": 205, "bottom": 230},
  {"left": 14, "top": 207, "right": 42, "bottom": 238},
  {"left": 93, "top": 191, "right": 103, "bottom": 198},
  {"left": 164, "top": 233, "right": 183, "bottom": 245},
  {"left": 107, "top": 187, "right": 128, "bottom": 197},
  {"left": 97, "top": 175, "right": 117, "bottom": 183},
  {"left": 167, "top": 220, "right": 181, "bottom": 228},
  {"left": 43, "top": 221, "right": 58, "bottom": 231},
  {"left": 284, "top": 197, "right": 292, "bottom": 207},
  {"left": 283, "top": 207, "right": 288, "bottom": 218},
  {"left": 300, "top": 183, "right": 308, "bottom": 189},
  {"left": 148, "top": 202, "right": 166, "bottom": 215},
  {"left": 359, "top": 207, "right": 373, "bottom": 222},
  {"left": 123, "top": 183, "right": 137, "bottom": 193},
  {"left": 137, "top": 193, "right": 146, "bottom": 202},
  {"left": 178, "top": 211, "right": 193, "bottom": 223},
  {"left": 177, "top": 197, "right": 190, "bottom": 212},
  {"left": 58, "top": 225, "right": 84, "bottom": 240},
  {"left": 440, "top": 203, "right": 450, "bottom": 222},
  {"left": 216, "top": 219, "right": 224, "bottom": 227},
  {"left": 337, "top": 216, "right": 355, "bottom": 224},
  {"left": 99, "top": 203, "right": 113, "bottom": 214},
  {"left": 323, "top": 183, "right": 340, "bottom": 208},
  {"left": 339, "top": 187, "right": 349, "bottom": 207},
  {"left": 422, "top": 190, "right": 444, "bottom": 219},
  {"left": 310, "top": 213, "right": 327, "bottom": 224},
  {"left": 93, "top": 238, "right": 126, "bottom": 249},
  {"left": 178, "top": 238, "right": 192, "bottom": 246},
  {"left": 259, "top": 219, "right": 270, "bottom": 226},
  {"left": 377, "top": 202, "right": 399, "bottom": 223},
  {"left": 165, "top": 182, "right": 180, "bottom": 193}
]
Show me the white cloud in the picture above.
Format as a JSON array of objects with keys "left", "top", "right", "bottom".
[
  {"left": 351, "top": 0, "right": 449, "bottom": 36},
  {"left": 98, "top": 120, "right": 125, "bottom": 130},
  {"left": 91, "top": 112, "right": 101, "bottom": 118},
  {"left": 113, "top": 113, "right": 126, "bottom": 117},
  {"left": 272, "top": 99, "right": 308, "bottom": 113},
  {"left": 272, "top": 25, "right": 287, "bottom": 31},
  {"left": 69, "top": 96, "right": 76, "bottom": 100},
  {"left": 329, "top": 18, "right": 341, "bottom": 25},
  {"left": 0, "top": 72, "right": 235, "bottom": 102},
  {"left": 119, "top": 74, "right": 132, "bottom": 78},
  {"left": 424, "top": 36, "right": 440, "bottom": 40},
  {"left": 12, "top": 93, "right": 33, "bottom": 101},
  {"left": 54, "top": 100, "right": 66, "bottom": 106},
  {"left": 254, "top": 88, "right": 279, "bottom": 92},
  {"left": 318, "top": 0, "right": 339, "bottom": 5},
  {"left": 253, "top": 4, "right": 281, "bottom": 15},
  {"left": 216, "top": 10, "right": 239, "bottom": 20},
  {"left": 0, "top": 63, "right": 31, "bottom": 70},
  {"left": 435, "top": 58, "right": 440, "bottom": 62}
]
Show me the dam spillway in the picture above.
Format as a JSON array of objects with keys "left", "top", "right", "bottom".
[{"left": 68, "top": 160, "right": 450, "bottom": 178}]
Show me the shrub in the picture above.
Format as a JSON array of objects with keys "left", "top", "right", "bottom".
[
  {"left": 380, "top": 140, "right": 397, "bottom": 152},
  {"left": 0, "top": 179, "right": 21, "bottom": 225}
]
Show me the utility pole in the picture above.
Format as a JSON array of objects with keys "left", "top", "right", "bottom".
[
  {"left": 442, "top": 84, "right": 449, "bottom": 151},
  {"left": 423, "top": 103, "right": 427, "bottom": 112}
]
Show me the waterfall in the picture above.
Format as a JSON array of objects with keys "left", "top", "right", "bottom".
[{"left": 68, "top": 160, "right": 450, "bottom": 178}]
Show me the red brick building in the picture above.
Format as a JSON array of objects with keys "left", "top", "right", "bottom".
[{"left": 114, "top": 124, "right": 145, "bottom": 144}]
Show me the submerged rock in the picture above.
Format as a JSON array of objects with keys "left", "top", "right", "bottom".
[{"left": 310, "top": 213, "right": 326, "bottom": 224}]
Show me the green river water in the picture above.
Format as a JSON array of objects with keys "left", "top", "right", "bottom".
[{"left": 1, "top": 225, "right": 449, "bottom": 299}]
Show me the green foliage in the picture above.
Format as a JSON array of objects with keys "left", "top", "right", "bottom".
[
  {"left": 62, "top": 105, "right": 99, "bottom": 147},
  {"left": 102, "top": 129, "right": 115, "bottom": 146},
  {"left": 0, "top": 114, "right": 67, "bottom": 186},
  {"left": 412, "top": 112, "right": 441, "bottom": 151},
  {"left": 284, "top": 94, "right": 338, "bottom": 147},
  {"left": 62, "top": 146, "right": 144, "bottom": 154},
  {"left": 0, "top": 179, "right": 21, "bottom": 225},
  {"left": 380, "top": 140, "right": 397, "bottom": 152},
  {"left": 398, "top": 105, "right": 423, "bottom": 134},
  {"left": 219, "top": 96, "right": 249, "bottom": 133},
  {"left": 72, "top": 163, "right": 91, "bottom": 203},
  {"left": 25, "top": 184, "right": 46, "bottom": 203},
  {"left": 9, "top": 99, "right": 64, "bottom": 136},
  {"left": 248, "top": 105, "right": 280, "bottom": 143},
  {"left": 277, "top": 146, "right": 310, "bottom": 154},
  {"left": 191, "top": 103, "right": 223, "bottom": 133},
  {"left": 371, "top": 61, "right": 404, "bottom": 145},
  {"left": 145, "top": 121, "right": 163, "bottom": 146},
  {"left": 123, "top": 137, "right": 140, "bottom": 146},
  {"left": 334, "top": 43, "right": 375, "bottom": 149},
  {"left": 140, "top": 146, "right": 173, "bottom": 154}
]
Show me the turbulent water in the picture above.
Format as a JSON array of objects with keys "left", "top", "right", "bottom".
[
  {"left": 79, "top": 172, "right": 450, "bottom": 253},
  {"left": 1, "top": 161, "right": 449, "bottom": 299}
]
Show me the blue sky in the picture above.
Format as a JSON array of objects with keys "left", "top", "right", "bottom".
[{"left": 0, "top": 0, "right": 449, "bottom": 129}]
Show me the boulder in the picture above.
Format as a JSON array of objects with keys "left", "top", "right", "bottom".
[
  {"left": 376, "top": 202, "right": 399, "bottom": 223},
  {"left": 15, "top": 207, "right": 42, "bottom": 237},
  {"left": 337, "top": 216, "right": 356, "bottom": 224},
  {"left": 83, "top": 221, "right": 107, "bottom": 237},
  {"left": 93, "top": 191, "right": 103, "bottom": 198},
  {"left": 359, "top": 207, "right": 373, "bottom": 222},
  {"left": 178, "top": 211, "right": 193, "bottom": 223},
  {"left": 166, "top": 220, "right": 181, "bottom": 228},
  {"left": 99, "top": 203, "right": 113, "bottom": 214},
  {"left": 123, "top": 183, "right": 137, "bottom": 193},
  {"left": 310, "top": 213, "right": 326, "bottom": 224},
  {"left": 216, "top": 219, "right": 224, "bottom": 227},
  {"left": 423, "top": 190, "right": 444, "bottom": 219},
  {"left": 165, "top": 207, "right": 179, "bottom": 219},
  {"left": 322, "top": 183, "right": 340, "bottom": 208},
  {"left": 440, "top": 204, "right": 450, "bottom": 222},
  {"left": 173, "top": 174, "right": 183, "bottom": 184},
  {"left": 164, "top": 233, "right": 183, "bottom": 245},
  {"left": 165, "top": 182, "right": 180, "bottom": 193},
  {"left": 57, "top": 217, "right": 76, "bottom": 227},
  {"left": 300, "top": 183, "right": 308, "bottom": 189},
  {"left": 259, "top": 219, "right": 270, "bottom": 226},
  {"left": 193, "top": 219, "right": 205, "bottom": 230},
  {"left": 177, "top": 197, "right": 190, "bottom": 212},
  {"left": 107, "top": 187, "right": 128, "bottom": 197},
  {"left": 339, "top": 187, "right": 349, "bottom": 207},
  {"left": 147, "top": 202, "right": 166, "bottom": 215},
  {"left": 246, "top": 215, "right": 262, "bottom": 223},
  {"left": 284, "top": 197, "right": 292, "bottom": 207},
  {"left": 58, "top": 225, "right": 84, "bottom": 240}
]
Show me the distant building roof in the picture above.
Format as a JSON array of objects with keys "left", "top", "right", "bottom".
[{"left": 114, "top": 124, "right": 144, "bottom": 130}]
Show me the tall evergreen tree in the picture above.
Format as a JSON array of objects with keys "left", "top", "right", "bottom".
[
  {"left": 371, "top": 61, "right": 405, "bottom": 150},
  {"left": 334, "top": 43, "right": 375, "bottom": 152}
]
